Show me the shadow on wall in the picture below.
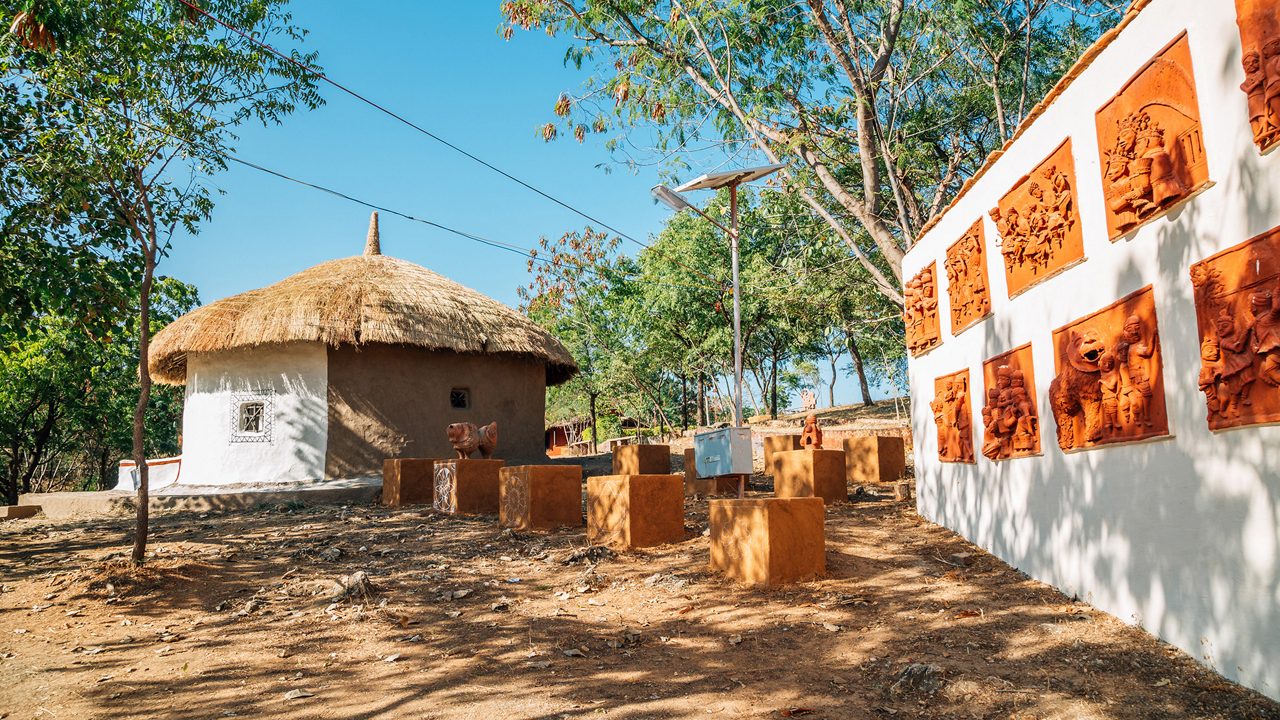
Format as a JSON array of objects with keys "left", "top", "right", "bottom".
[{"left": 925, "top": 107, "right": 1280, "bottom": 696}]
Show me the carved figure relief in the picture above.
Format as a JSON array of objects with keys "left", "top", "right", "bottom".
[
  {"left": 447, "top": 421, "right": 498, "bottom": 459},
  {"left": 931, "top": 369, "right": 975, "bottom": 464},
  {"left": 1190, "top": 226, "right": 1280, "bottom": 430},
  {"left": 433, "top": 463, "right": 457, "bottom": 513},
  {"left": 1094, "top": 33, "right": 1209, "bottom": 240},
  {"left": 905, "top": 262, "right": 941, "bottom": 357},
  {"left": 980, "top": 344, "right": 1041, "bottom": 460},
  {"left": 945, "top": 220, "right": 992, "bottom": 334},
  {"left": 1048, "top": 286, "right": 1168, "bottom": 451},
  {"left": 989, "top": 139, "right": 1085, "bottom": 297},
  {"left": 800, "top": 414, "right": 824, "bottom": 450},
  {"left": 1235, "top": 0, "right": 1280, "bottom": 153}
]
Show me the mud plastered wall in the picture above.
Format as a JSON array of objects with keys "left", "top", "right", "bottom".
[{"left": 904, "top": 0, "right": 1280, "bottom": 700}]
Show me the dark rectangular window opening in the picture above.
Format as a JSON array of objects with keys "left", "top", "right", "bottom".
[
  {"left": 450, "top": 388, "right": 470, "bottom": 409},
  {"left": 239, "top": 401, "right": 265, "bottom": 433}
]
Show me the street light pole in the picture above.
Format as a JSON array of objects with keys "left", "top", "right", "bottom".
[{"left": 729, "top": 183, "right": 743, "bottom": 427}]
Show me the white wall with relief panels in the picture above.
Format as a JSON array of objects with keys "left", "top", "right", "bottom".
[{"left": 904, "top": 0, "right": 1280, "bottom": 700}]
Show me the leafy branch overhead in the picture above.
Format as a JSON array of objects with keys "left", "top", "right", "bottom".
[{"left": 501, "top": 0, "right": 1121, "bottom": 306}]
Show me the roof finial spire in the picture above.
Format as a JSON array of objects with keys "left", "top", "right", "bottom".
[{"left": 364, "top": 212, "right": 381, "bottom": 256}]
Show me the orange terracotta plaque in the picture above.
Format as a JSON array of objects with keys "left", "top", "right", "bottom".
[
  {"left": 1235, "top": 0, "right": 1280, "bottom": 153},
  {"left": 1048, "top": 286, "right": 1168, "bottom": 452},
  {"left": 905, "top": 262, "right": 941, "bottom": 357},
  {"left": 990, "top": 139, "right": 1086, "bottom": 297},
  {"left": 1095, "top": 33, "right": 1209, "bottom": 240},
  {"left": 980, "top": 344, "right": 1041, "bottom": 460},
  {"left": 1189, "top": 226, "right": 1280, "bottom": 430},
  {"left": 931, "top": 369, "right": 975, "bottom": 464},
  {"left": 945, "top": 220, "right": 992, "bottom": 333}
]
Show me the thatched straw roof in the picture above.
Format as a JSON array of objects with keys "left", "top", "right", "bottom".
[{"left": 150, "top": 213, "right": 577, "bottom": 386}]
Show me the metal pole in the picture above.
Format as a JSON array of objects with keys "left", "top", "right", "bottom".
[{"left": 730, "top": 183, "right": 743, "bottom": 428}]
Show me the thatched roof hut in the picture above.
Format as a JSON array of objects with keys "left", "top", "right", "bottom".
[
  {"left": 150, "top": 214, "right": 577, "bottom": 387},
  {"left": 135, "top": 214, "right": 577, "bottom": 489}
]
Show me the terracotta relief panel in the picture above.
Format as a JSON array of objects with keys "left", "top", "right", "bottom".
[
  {"left": 1094, "top": 33, "right": 1209, "bottom": 240},
  {"left": 1190, "top": 226, "right": 1280, "bottom": 430},
  {"left": 1048, "top": 286, "right": 1169, "bottom": 452},
  {"left": 931, "top": 369, "right": 975, "bottom": 464},
  {"left": 980, "top": 344, "right": 1041, "bottom": 461},
  {"left": 1235, "top": 0, "right": 1280, "bottom": 153},
  {"left": 905, "top": 262, "right": 941, "bottom": 357},
  {"left": 945, "top": 220, "right": 992, "bottom": 334},
  {"left": 990, "top": 139, "right": 1086, "bottom": 297}
]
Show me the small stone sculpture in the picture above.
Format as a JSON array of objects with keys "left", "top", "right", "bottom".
[
  {"left": 800, "top": 414, "right": 823, "bottom": 450},
  {"left": 1048, "top": 286, "right": 1167, "bottom": 451},
  {"left": 447, "top": 421, "right": 498, "bottom": 459}
]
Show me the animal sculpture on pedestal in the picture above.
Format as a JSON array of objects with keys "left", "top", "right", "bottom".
[{"left": 447, "top": 421, "right": 498, "bottom": 459}]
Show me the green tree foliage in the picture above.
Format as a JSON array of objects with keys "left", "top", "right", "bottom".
[
  {"left": 0, "top": 277, "right": 199, "bottom": 505},
  {"left": 3, "top": 0, "right": 322, "bottom": 560},
  {"left": 501, "top": 0, "right": 1122, "bottom": 305}
]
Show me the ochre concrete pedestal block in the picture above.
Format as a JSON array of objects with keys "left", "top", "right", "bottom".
[
  {"left": 843, "top": 436, "right": 907, "bottom": 484},
  {"left": 587, "top": 474, "right": 684, "bottom": 550},
  {"left": 763, "top": 435, "right": 802, "bottom": 476},
  {"left": 611, "top": 444, "right": 671, "bottom": 475},
  {"left": 1, "top": 505, "right": 41, "bottom": 521},
  {"left": 709, "top": 498, "right": 825, "bottom": 585},
  {"left": 499, "top": 465, "right": 583, "bottom": 530},
  {"left": 774, "top": 449, "right": 848, "bottom": 504},
  {"left": 683, "top": 448, "right": 738, "bottom": 497},
  {"left": 433, "top": 459, "right": 504, "bottom": 515},
  {"left": 382, "top": 458, "right": 438, "bottom": 506}
]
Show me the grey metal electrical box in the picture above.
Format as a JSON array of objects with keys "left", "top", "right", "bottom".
[{"left": 693, "top": 427, "right": 752, "bottom": 477}]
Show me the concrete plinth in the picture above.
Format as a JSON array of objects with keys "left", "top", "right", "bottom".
[
  {"left": 763, "top": 435, "right": 802, "bottom": 475},
  {"left": 433, "top": 459, "right": 504, "bottom": 515},
  {"left": 709, "top": 498, "right": 825, "bottom": 585},
  {"left": 843, "top": 436, "right": 906, "bottom": 484},
  {"left": 382, "top": 458, "right": 438, "bottom": 506},
  {"left": 683, "top": 448, "right": 738, "bottom": 497},
  {"left": 587, "top": 474, "right": 684, "bottom": 550},
  {"left": 774, "top": 449, "right": 848, "bottom": 504},
  {"left": 2, "top": 505, "right": 41, "bottom": 521},
  {"left": 611, "top": 444, "right": 671, "bottom": 475},
  {"left": 500, "top": 465, "right": 583, "bottom": 530}
]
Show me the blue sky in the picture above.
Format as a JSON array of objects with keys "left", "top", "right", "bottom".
[{"left": 163, "top": 2, "right": 895, "bottom": 407}]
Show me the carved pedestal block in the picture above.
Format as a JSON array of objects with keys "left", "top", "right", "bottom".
[
  {"left": 1049, "top": 285, "right": 1168, "bottom": 451},
  {"left": 432, "top": 459, "right": 504, "bottom": 515},
  {"left": 1190, "top": 226, "right": 1280, "bottom": 430},
  {"left": 763, "top": 435, "right": 802, "bottom": 475},
  {"left": 587, "top": 474, "right": 685, "bottom": 550},
  {"left": 773, "top": 449, "right": 847, "bottom": 504},
  {"left": 946, "top": 220, "right": 992, "bottom": 333},
  {"left": 1, "top": 505, "right": 41, "bottom": 521},
  {"left": 499, "top": 465, "right": 583, "bottom": 531},
  {"left": 382, "top": 458, "right": 437, "bottom": 507},
  {"left": 981, "top": 344, "right": 1042, "bottom": 461},
  {"left": 709, "top": 498, "right": 825, "bottom": 586},
  {"left": 683, "top": 449, "right": 738, "bottom": 497},
  {"left": 906, "top": 262, "right": 942, "bottom": 357},
  {"left": 1094, "top": 32, "right": 1209, "bottom": 240},
  {"left": 1234, "top": 0, "right": 1280, "bottom": 154},
  {"left": 843, "top": 435, "right": 908, "bottom": 483},
  {"left": 931, "top": 369, "right": 976, "bottom": 464},
  {"left": 611, "top": 444, "right": 671, "bottom": 475}
]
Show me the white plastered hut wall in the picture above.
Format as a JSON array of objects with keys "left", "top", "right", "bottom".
[
  {"left": 178, "top": 342, "right": 329, "bottom": 488},
  {"left": 904, "top": 0, "right": 1280, "bottom": 701}
]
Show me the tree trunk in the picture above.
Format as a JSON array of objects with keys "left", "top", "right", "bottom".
[
  {"left": 827, "top": 351, "right": 838, "bottom": 408},
  {"left": 769, "top": 347, "right": 780, "bottom": 419},
  {"left": 697, "top": 372, "right": 707, "bottom": 426},
  {"left": 680, "top": 373, "right": 689, "bottom": 432},
  {"left": 846, "top": 333, "right": 875, "bottom": 408},
  {"left": 98, "top": 447, "right": 112, "bottom": 492},
  {"left": 589, "top": 391, "right": 599, "bottom": 454},
  {"left": 131, "top": 239, "right": 156, "bottom": 565}
]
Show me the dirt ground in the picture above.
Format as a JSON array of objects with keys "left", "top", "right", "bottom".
[{"left": 2, "top": 473, "right": 1278, "bottom": 719}]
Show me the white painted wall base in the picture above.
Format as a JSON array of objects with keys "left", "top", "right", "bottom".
[{"left": 906, "top": 0, "right": 1280, "bottom": 701}]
